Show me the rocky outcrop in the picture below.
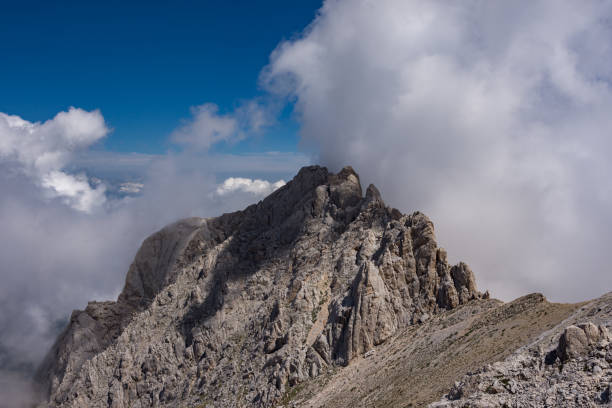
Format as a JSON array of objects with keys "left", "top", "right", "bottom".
[
  {"left": 35, "top": 165, "right": 484, "bottom": 407},
  {"left": 558, "top": 323, "right": 610, "bottom": 361},
  {"left": 431, "top": 292, "right": 612, "bottom": 408},
  {"left": 34, "top": 218, "right": 205, "bottom": 402}
]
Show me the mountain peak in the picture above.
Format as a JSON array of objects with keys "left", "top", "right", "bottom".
[{"left": 35, "top": 165, "right": 485, "bottom": 407}]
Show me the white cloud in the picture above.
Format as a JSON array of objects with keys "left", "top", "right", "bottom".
[
  {"left": 118, "top": 182, "right": 144, "bottom": 194},
  {"left": 0, "top": 108, "right": 109, "bottom": 213},
  {"left": 264, "top": 0, "right": 612, "bottom": 302},
  {"left": 216, "top": 177, "right": 285, "bottom": 196},
  {"left": 41, "top": 171, "right": 107, "bottom": 213},
  {"left": 171, "top": 103, "right": 239, "bottom": 150},
  {"left": 0, "top": 107, "right": 108, "bottom": 173},
  {"left": 171, "top": 101, "right": 272, "bottom": 150}
]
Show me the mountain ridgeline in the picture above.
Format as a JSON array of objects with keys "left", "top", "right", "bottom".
[{"left": 35, "top": 166, "right": 612, "bottom": 408}]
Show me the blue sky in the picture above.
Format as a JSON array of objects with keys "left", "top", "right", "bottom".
[{"left": 0, "top": 0, "right": 321, "bottom": 154}]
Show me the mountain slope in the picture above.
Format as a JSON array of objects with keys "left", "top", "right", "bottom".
[
  {"left": 36, "top": 166, "right": 485, "bottom": 407},
  {"left": 430, "top": 292, "right": 612, "bottom": 407},
  {"left": 291, "top": 293, "right": 583, "bottom": 408},
  {"left": 35, "top": 165, "right": 612, "bottom": 408}
]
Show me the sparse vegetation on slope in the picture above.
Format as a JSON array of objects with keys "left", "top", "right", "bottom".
[{"left": 284, "top": 294, "right": 581, "bottom": 407}]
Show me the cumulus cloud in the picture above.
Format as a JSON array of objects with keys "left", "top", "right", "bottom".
[
  {"left": 41, "top": 171, "right": 107, "bottom": 213},
  {"left": 264, "top": 0, "right": 612, "bottom": 302},
  {"left": 216, "top": 177, "right": 285, "bottom": 196},
  {"left": 0, "top": 108, "right": 109, "bottom": 213}
]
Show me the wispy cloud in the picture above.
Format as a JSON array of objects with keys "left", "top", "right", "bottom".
[
  {"left": 171, "top": 103, "right": 240, "bottom": 150},
  {"left": 171, "top": 100, "right": 273, "bottom": 151}
]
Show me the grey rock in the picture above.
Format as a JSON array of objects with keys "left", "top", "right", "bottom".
[
  {"left": 579, "top": 322, "right": 602, "bottom": 344},
  {"left": 430, "top": 295, "right": 612, "bottom": 408},
  {"left": 558, "top": 325, "right": 590, "bottom": 361},
  {"left": 599, "top": 324, "right": 611, "bottom": 341},
  {"left": 35, "top": 165, "right": 483, "bottom": 408}
]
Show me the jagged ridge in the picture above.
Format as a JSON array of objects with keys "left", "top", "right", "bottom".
[{"left": 36, "top": 165, "right": 485, "bottom": 407}]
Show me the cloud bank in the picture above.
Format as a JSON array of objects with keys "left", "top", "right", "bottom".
[
  {"left": 0, "top": 105, "right": 297, "bottom": 396},
  {"left": 264, "top": 0, "right": 612, "bottom": 302}
]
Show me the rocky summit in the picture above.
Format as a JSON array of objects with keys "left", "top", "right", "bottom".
[{"left": 34, "top": 165, "right": 612, "bottom": 408}]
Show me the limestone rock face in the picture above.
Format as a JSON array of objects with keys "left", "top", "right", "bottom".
[{"left": 35, "top": 165, "right": 483, "bottom": 407}]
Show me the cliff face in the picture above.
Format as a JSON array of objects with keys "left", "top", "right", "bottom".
[{"left": 35, "top": 165, "right": 484, "bottom": 407}]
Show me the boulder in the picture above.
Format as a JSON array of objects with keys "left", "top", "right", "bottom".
[{"left": 557, "top": 322, "right": 606, "bottom": 361}]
